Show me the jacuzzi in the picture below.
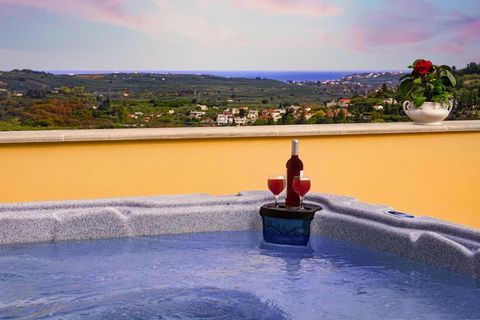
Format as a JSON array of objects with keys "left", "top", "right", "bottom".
[{"left": 1, "top": 191, "right": 479, "bottom": 319}]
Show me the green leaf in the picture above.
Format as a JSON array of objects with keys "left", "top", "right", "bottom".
[
  {"left": 413, "top": 77, "right": 422, "bottom": 85},
  {"left": 398, "top": 79, "right": 413, "bottom": 97},
  {"left": 445, "top": 70, "right": 457, "bottom": 87},
  {"left": 432, "top": 92, "right": 453, "bottom": 105},
  {"left": 399, "top": 74, "right": 412, "bottom": 81},
  {"left": 411, "top": 87, "right": 425, "bottom": 98},
  {"left": 434, "top": 83, "right": 445, "bottom": 92},
  {"left": 438, "top": 65, "right": 452, "bottom": 72},
  {"left": 426, "top": 73, "right": 436, "bottom": 81},
  {"left": 413, "top": 96, "right": 426, "bottom": 107}
]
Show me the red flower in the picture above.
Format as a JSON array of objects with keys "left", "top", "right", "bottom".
[{"left": 414, "top": 60, "right": 433, "bottom": 76}]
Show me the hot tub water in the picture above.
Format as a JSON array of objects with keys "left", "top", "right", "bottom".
[{"left": 1, "top": 231, "right": 479, "bottom": 319}]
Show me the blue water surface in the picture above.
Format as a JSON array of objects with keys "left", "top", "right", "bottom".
[
  {"left": 47, "top": 70, "right": 360, "bottom": 82},
  {"left": 1, "top": 231, "right": 479, "bottom": 320}
]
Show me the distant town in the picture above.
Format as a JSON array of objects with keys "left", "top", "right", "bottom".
[{"left": 0, "top": 65, "right": 478, "bottom": 131}]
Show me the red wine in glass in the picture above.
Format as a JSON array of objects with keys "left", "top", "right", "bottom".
[
  {"left": 293, "top": 175, "right": 311, "bottom": 209},
  {"left": 268, "top": 175, "right": 286, "bottom": 206}
]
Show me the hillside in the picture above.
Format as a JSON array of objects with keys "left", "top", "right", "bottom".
[{"left": 0, "top": 65, "right": 477, "bottom": 130}]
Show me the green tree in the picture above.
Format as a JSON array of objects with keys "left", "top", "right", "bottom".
[
  {"left": 59, "top": 86, "right": 72, "bottom": 94},
  {"left": 115, "top": 106, "right": 128, "bottom": 123},
  {"left": 97, "top": 96, "right": 112, "bottom": 113},
  {"left": 281, "top": 110, "right": 295, "bottom": 124},
  {"left": 297, "top": 110, "right": 307, "bottom": 124},
  {"left": 382, "top": 83, "right": 389, "bottom": 93},
  {"left": 333, "top": 109, "right": 346, "bottom": 123},
  {"left": 73, "top": 86, "right": 86, "bottom": 95},
  {"left": 253, "top": 118, "right": 268, "bottom": 126}
]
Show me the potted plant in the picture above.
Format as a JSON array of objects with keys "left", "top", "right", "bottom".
[{"left": 398, "top": 59, "right": 457, "bottom": 125}]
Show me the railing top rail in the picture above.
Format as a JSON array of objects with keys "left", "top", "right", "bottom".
[{"left": 1, "top": 121, "right": 480, "bottom": 144}]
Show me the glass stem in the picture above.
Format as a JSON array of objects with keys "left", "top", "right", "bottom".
[
  {"left": 274, "top": 195, "right": 279, "bottom": 207},
  {"left": 299, "top": 196, "right": 304, "bottom": 210}
]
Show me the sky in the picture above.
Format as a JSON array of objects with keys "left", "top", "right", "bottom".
[{"left": 0, "top": 0, "right": 479, "bottom": 71}]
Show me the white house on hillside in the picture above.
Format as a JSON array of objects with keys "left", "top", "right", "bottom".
[
  {"left": 190, "top": 110, "right": 206, "bottom": 119},
  {"left": 234, "top": 117, "right": 247, "bottom": 125},
  {"left": 217, "top": 114, "right": 233, "bottom": 125}
]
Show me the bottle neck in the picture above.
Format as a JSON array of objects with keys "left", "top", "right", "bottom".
[{"left": 291, "top": 139, "right": 299, "bottom": 156}]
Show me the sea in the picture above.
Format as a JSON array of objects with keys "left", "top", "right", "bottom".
[{"left": 46, "top": 70, "right": 387, "bottom": 82}]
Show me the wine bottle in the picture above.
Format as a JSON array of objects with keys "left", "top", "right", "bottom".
[{"left": 285, "top": 139, "right": 303, "bottom": 207}]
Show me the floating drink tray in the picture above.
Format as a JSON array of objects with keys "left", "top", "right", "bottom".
[{"left": 260, "top": 203, "right": 322, "bottom": 246}]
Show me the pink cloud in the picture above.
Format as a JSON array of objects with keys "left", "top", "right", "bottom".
[
  {"left": 0, "top": 0, "right": 143, "bottom": 32},
  {"left": 227, "top": 0, "right": 343, "bottom": 17},
  {"left": 0, "top": 0, "right": 249, "bottom": 47},
  {"left": 349, "top": 0, "right": 480, "bottom": 54},
  {"left": 350, "top": 0, "right": 442, "bottom": 51},
  {"left": 435, "top": 43, "right": 464, "bottom": 55},
  {"left": 452, "top": 17, "right": 480, "bottom": 45},
  {"left": 350, "top": 20, "right": 435, "bottom": 49}
]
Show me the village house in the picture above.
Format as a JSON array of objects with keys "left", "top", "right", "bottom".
[
  {"left": 196, "top": 104, "right": 208, "bottom": 111},
  {"left": 327, "top": 98, "right": 353, "bottom": 108},
  {"left": 286, "top": 105, "right": 313, "bottom": 121},
  {"left": 338, "top": 98, "right": 352, "bottom": 108},
  {"left": 247, "top": 110, "right": 258, "bottom": 122},
  {"left": 216, "top": 113, "right": 233, "bottom": 126},
  {"left": 234, "top": 117, "right": 247, "bottom": 126},
  {"left": 189, "top": 110, "right": 206, "bottom": 119},
  {"left": 229, "top": 108, "right": 240, "bottom": 115},
  {"left": 326, "top": 108, "right": 352, "bottom": 118},
  {"left": 383, "top": 98, "right": 396, "bottom": 105},
  {"left": 261, "top": 109, "right": 284, "bottom": 123},
  {"left": 326, "top": 100, "right": 337, "bottom": 108},
  {"left": 287, "top": 105, "right": 302, "bottom": 113}
]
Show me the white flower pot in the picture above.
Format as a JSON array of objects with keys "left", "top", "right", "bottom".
[{"left": 402, "top": 101, "right": 452, "bottom": 125}]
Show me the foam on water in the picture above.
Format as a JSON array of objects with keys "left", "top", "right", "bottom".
[{"left": 1, "top": 231, "right": 479, "bottom": 319}]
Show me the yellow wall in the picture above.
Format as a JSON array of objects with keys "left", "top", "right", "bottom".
[{"left": 1, "top": 132, "right": 479, "bottom": 228}]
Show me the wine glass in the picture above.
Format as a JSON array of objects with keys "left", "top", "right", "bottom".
[
  {"left": 268, "top": 174, "right": 286, "bottom": 207},
  {"left": 293, "top": 175, "right": 311, "bottom": 209}
]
